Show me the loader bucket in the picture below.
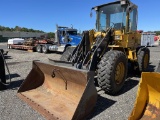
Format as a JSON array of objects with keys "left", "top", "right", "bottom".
[
  {"left": 17, "top": 61, "right": 97, "bottom": 120},
  {"left": 129, "top": 72, "right": 160, "bottom": 120}
]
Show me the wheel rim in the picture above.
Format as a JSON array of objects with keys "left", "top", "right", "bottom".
[
  {"left": 144, "top": 53, "right": 149, "bottom": 69},
  {"left": 42, "top": 46, "right": 46, "bottom": 52},
  {"left": 115, "top": 62, "right": 125, "bottom": 84},
  {"left": 37, "top": 46, "right": 40, "bottom": 52}
]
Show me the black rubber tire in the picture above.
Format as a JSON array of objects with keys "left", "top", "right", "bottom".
[
  {"left": 137, "top": 47, "right": 150, "bottom": 72},
  {"left": 36, "top": 45, "right": 42, "bottom": 53},
  {"left": 42, "top": 45, "right": 48, "bottom": 54},
  {"left": 63, "top": 45, "right": 71, "bottom": 53},
  {"left": 97, "top": 50, "right": 127, "bottom": 95},
  {"left": 60, "top": 46, "right": 75, "bottom": 61}
]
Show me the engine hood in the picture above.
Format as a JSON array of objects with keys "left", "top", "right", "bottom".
[{"left": 69, "top": 35, "right": 82, "bottom": 40}]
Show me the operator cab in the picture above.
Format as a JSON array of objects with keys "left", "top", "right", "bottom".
[{"left": 92, "top": 1, "right": 138, "bottom": 33}]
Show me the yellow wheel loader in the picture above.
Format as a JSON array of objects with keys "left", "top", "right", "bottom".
[
  {"left": 60, "top": 0, "right": 150, "bottom": 95},
  {"left": 129, "top": 64, "right": 160, "bottom": 120},
  {"left": 17, "top": 0, "right": 150, "bottom": 119}
]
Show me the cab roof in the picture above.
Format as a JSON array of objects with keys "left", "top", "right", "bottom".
[
  {"left": 92, "top": 1, "right": 120, "bottom": 10},
  {"left": 92, "top": 1, "right": 137, "bottom": 10}
]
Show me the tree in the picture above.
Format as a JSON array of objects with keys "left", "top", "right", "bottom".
[
  {"left": 21, "top": 27, "right": 28, "bottom": 32},
  {"left": 0, "top": 25, "right": 45, "bottom": 33},
  {"left": 154, "top": 31, "right": 160, "bottom": 35},
  {"left": 47, "top": 32, "right": 55, "bottom": 38},
  {"left": 0, "top": 26, "right": 5, "bottom": 31},
  {"left": 14, "top": 26, "right": 21, "bottom": 31},
  {"left": 4, "top": 27, "right": 11, "bottom": 31}
]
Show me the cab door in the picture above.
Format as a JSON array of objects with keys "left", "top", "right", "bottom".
[{"left": 127, "top": 8, "right": 139, "bottom": 48}]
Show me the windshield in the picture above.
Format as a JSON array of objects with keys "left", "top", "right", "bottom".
[
  {"left": 96, "top": 3, "right": 127, "bottom": 31},
  {"left": 66, "top": 31, "right": 77, "bottom": 35}
]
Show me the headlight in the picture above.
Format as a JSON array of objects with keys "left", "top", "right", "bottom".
[{"left": 115, "top": 35, "right": 121, "bottom": 40}]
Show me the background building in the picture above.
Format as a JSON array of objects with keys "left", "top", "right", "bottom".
[{"left": 0, "top": 31, "right": 46, "bottom": 42}]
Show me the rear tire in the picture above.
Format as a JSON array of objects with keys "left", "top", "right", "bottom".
[
  {"left": 137, "top": 47, "right": 150, "bottom": 72},
  {"left": 36, "top": 45, "right": 42, "bottom": 53},
  {"left": 97, "top": 50, "right": 127, "bottom": 95},
  {"left": 60, "top": 46, "right": 75, "bottom": 61},
  {"left": 42, "top": 45, "right": 48, "bottom": 54}
]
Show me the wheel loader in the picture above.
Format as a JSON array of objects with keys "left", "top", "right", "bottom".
[
  {"left": 128, "top": 63, "right": 160, "bottom": 120},
  {"left": 17, "top": 0, "right": 151, "bottom": 120},
  {"left": 60, "top": 0, "right": 150, "bottom": 94}
]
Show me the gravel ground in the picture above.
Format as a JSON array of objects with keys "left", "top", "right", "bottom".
[{"left": 0, "top": 42, "right": 160, "bottom": 120}]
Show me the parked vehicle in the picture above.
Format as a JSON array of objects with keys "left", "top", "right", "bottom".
[
  {"left": 154, "top": 35, "right": 160, "bottom": 46},
  {"left": 7, "top": 25, "right": 82, "bottom": 53},
  {"left": 7, "top": 38, "right": 24, "bottom": 49},
  {"left": 7, "top": 38, "right": 53, "bottom": 53},
  {"left": 54, "top": 24, "right": 82, "bottom": 52}
]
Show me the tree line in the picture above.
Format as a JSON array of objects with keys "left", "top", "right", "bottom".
[
  {"left": 1, "top": 25, "right": 159, "bottom": 38},
  {"left": 155, "top": 31, "right": 160, "bottom": 36},
  {"left": 0, "top": 25, "right": 44, "bottom": 33}
]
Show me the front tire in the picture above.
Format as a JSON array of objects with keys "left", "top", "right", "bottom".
[
  {"left": 36, "top": 45, "right": 42, "bottom": 53},
  {"left": 42, "top": 45, "right": 49, "bottom": 54},
  {"left": 97, "top": 50, "right": 127, "bottom": 95}
]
